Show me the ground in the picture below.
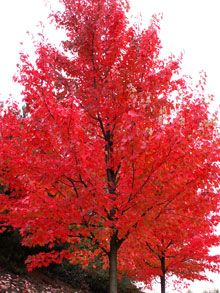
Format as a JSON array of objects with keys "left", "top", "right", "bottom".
[{"left": 0, "top": 266, "right": 90, "bottom": 293}]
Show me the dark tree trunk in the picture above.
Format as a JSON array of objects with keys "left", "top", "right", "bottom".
[
  {"left": 108, "top": 234, "right": 118, "bottom": 293},
  {"left": 101, "top": 123, "right": 120, "bottom": 292},
  {"left": 160, "top": 255, "right": 166, "bottom": 293},
  {"left": 160, "top": 275, "right": 166, "bottom": 293}
]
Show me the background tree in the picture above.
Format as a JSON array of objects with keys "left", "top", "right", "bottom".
[
  {"left": 0, "top": 0, "right": 219, "bottom": 292},
  {"left": 120, "top": 195, "right": 220, "bottom": 293}
]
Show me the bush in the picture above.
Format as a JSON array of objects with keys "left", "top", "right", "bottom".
[
  {"left": 44, "top": 261, "right": 140, "bottom": 293},
  {"left": 0, "top": 229, "right": 30, "bottom": 274}
]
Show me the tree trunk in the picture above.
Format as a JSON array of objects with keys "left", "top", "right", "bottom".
[
  {"left": 108, "top": 234, "right": 118, "bottom": 293},
  {"left": 160, "top": 255, "right": 166, "bottom": 293},
  {"left": 160, "top": 275, "right": 166, "bottom": 293}
]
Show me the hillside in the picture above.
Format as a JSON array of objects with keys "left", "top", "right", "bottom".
[
  {"left": 0, "top": 265, "right": 85, "bottom": 292},
  {"left": 0, "top": 231, "right": 141, "bottom": 293}
]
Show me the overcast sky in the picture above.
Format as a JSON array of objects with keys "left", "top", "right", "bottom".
[{"left": 0, "top": 0, "right": 219, "bottom": 292}]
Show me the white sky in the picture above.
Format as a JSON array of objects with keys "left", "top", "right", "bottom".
[{"left": 0, "top": 0, "right": 219, "bottom": 292}]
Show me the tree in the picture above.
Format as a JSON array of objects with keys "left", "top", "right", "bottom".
[
  {"left": 120, "top": 194, "right": 220, "bottom": 293},
  {"left": 0, "top": 0, "right": 219, "bottom": 292}
]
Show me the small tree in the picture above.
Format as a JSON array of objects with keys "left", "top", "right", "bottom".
[{"left": 120, "top": 197, "right": 220, "bottom": 293}]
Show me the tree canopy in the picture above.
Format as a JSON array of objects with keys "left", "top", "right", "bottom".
[{"left": 0, "top": 1, "right": 219, "bottom": 292}]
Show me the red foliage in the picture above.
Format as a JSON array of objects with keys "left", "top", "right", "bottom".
[
  {"left": 0, "top": 0, "right": 219, "bottom": 290},
  {"left": 120, "top": 199, "right": 220, "bottom": 287}
]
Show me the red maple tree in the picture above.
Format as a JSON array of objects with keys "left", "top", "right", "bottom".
[
  {"left": 0, "top": 1, "right": 219, "bottom": 292},
  {"left": 120, "top": 191, "right": 220, "bottom": 293}
]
